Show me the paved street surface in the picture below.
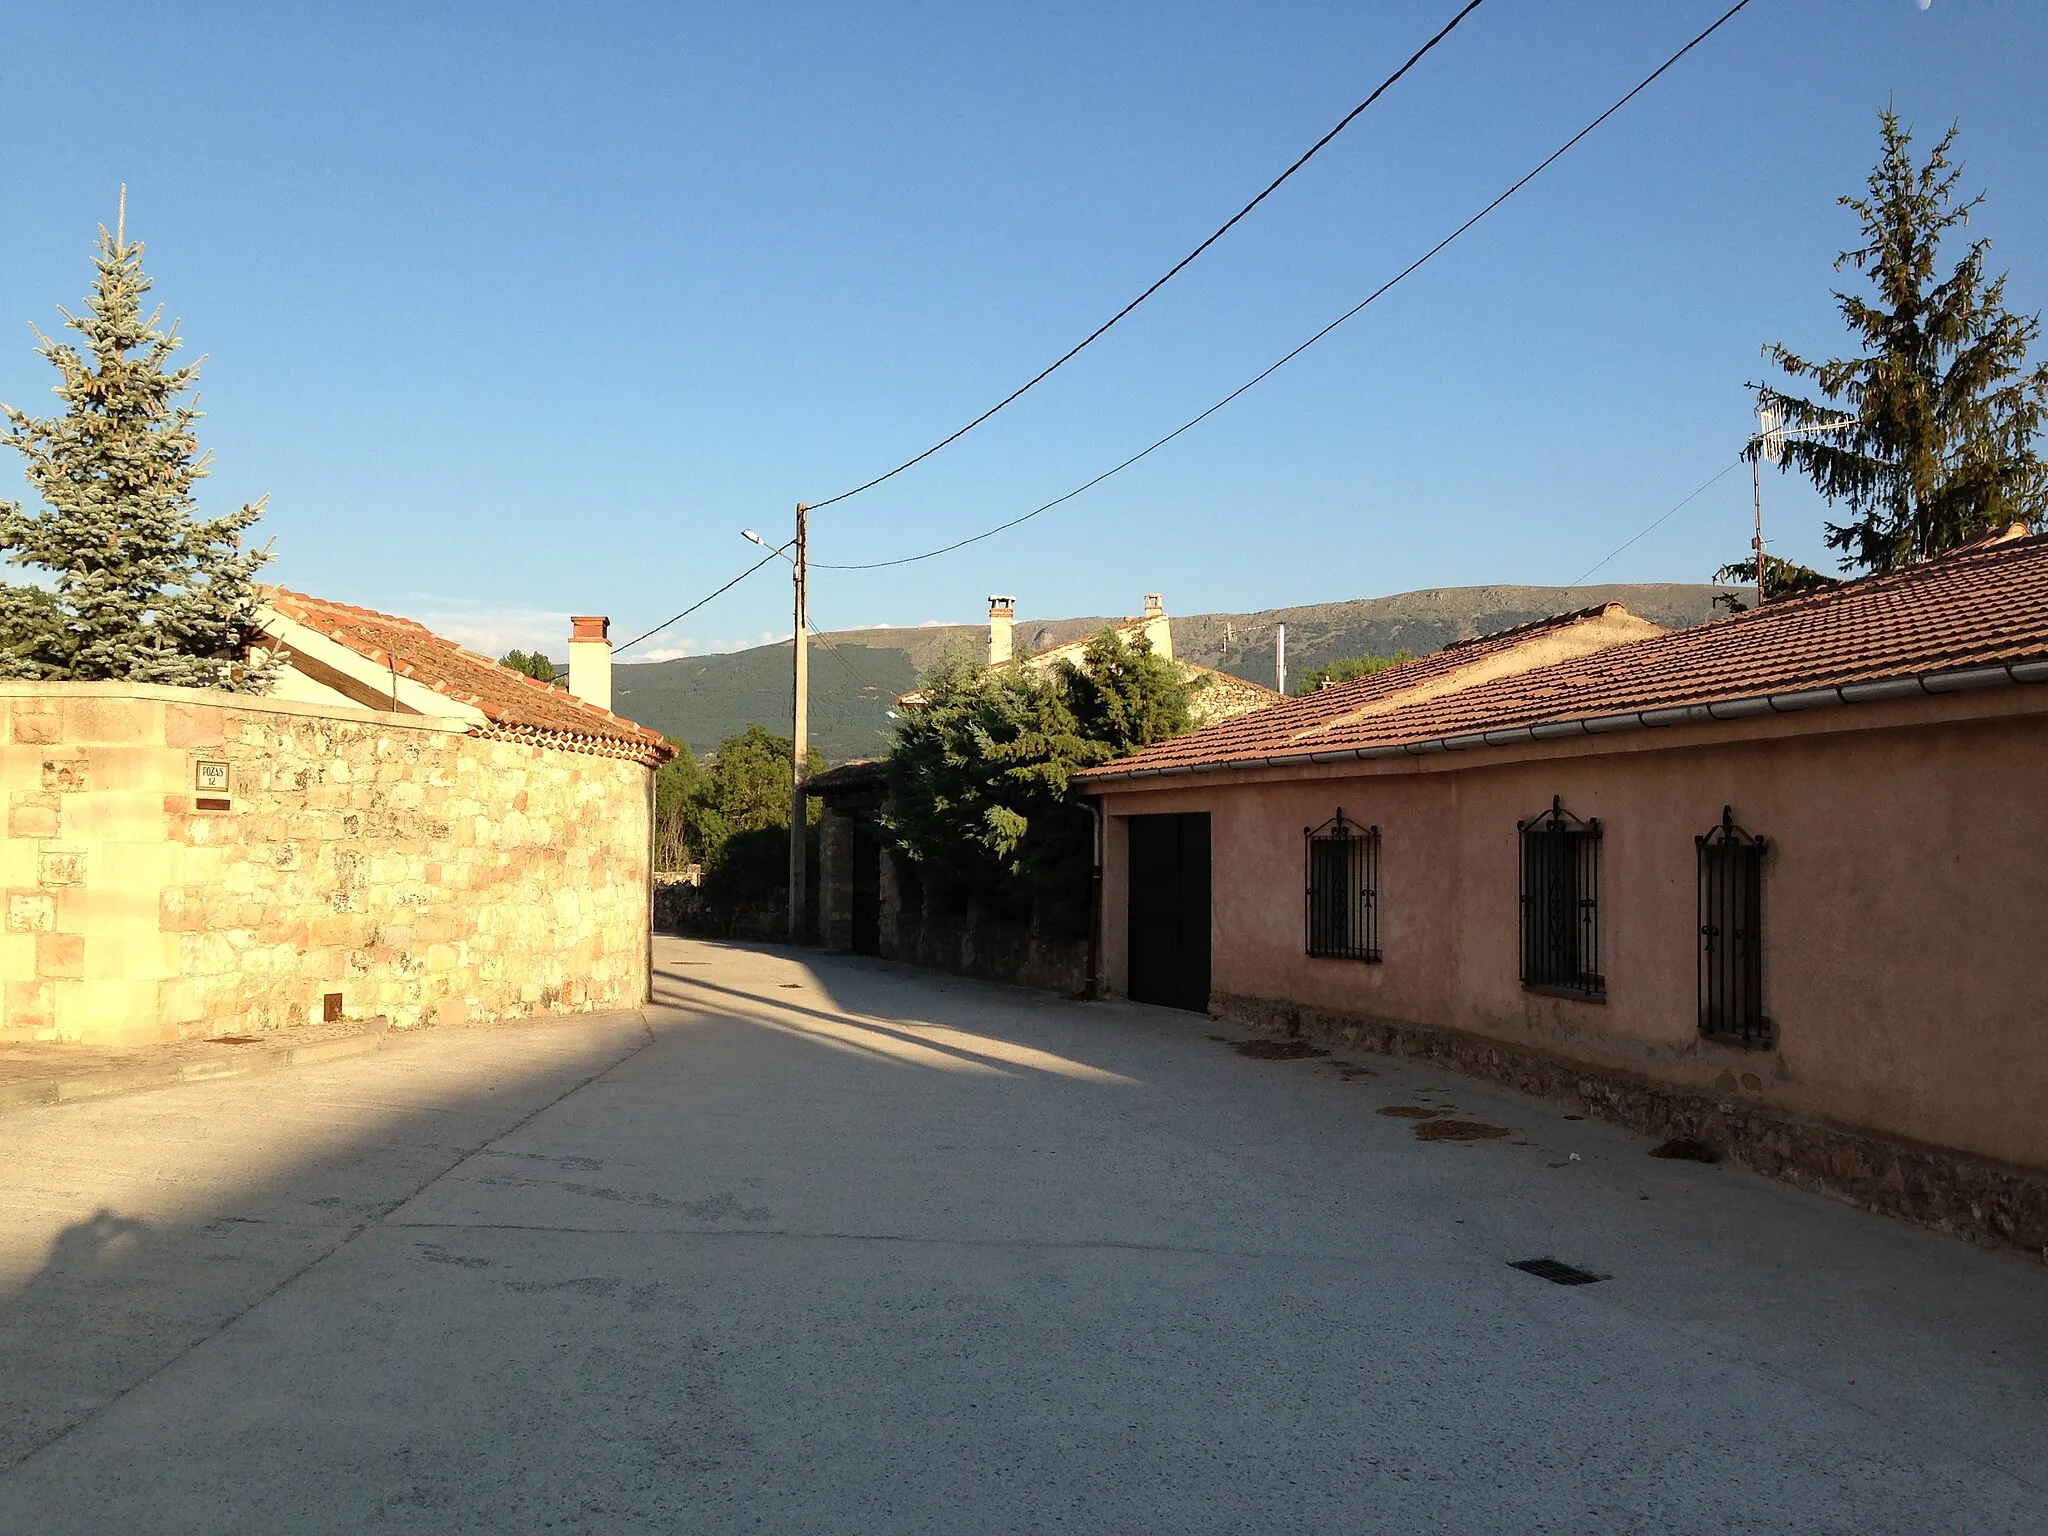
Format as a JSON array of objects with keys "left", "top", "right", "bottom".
[{"left": 2, "top": 938, "right": 2044, "bottom": 1533}]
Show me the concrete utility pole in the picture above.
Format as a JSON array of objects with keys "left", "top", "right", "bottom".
[
  {"left": 789, "top": 502, "right": 809, "bottom": 943},
  {"left": 1275, "top": 623, "right": 1287, "bottom": 696}
]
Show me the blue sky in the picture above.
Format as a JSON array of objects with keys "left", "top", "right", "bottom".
[{"left": 2, "top": 1, "right": 2042, "bottom": 660}]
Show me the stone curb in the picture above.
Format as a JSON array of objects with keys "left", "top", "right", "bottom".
[{"left": 0, "top": 1023, "right": 391, "bottom": 1115}]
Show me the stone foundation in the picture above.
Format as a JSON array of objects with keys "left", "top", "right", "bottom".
[{"left": 1214, "top": 990, "right": 2048, "bottom": 1265}]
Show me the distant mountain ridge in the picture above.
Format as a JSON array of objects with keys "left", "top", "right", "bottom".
[{"left": 610, "top": 582, "right": 1739, "bottom": 764}]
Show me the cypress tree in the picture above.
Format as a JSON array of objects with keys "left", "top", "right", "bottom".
[
  {"left": 1755, "top": 110, "right": 2048, "bottom": 573},
  {"left": 0, "top": 195, "right": 275, "bottom": 688}
]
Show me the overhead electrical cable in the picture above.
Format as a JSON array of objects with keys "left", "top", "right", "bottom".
[
  {"left": 807, "top": 617, "right": 888, "bottom": 697},
  {"left": 614, "top": 544, "right": 790, "bottom": 656},
  {"left": 1566, "top": 458, "right": 1744, "bottom": 588},
  {"left": 815, "top": 0, "right": 1756, "bottom": 574},
  {"left": 803, "top": 0, "right": 1491, "bottom": 513}
]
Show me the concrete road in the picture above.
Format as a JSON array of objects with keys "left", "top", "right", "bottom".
[{"left": 2, "top": 938, "right": 2044, "bottom": 1533}]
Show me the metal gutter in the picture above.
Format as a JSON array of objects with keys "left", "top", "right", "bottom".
[{"left": 1080, "top": 655, "right": 2048, "bottom": 786}]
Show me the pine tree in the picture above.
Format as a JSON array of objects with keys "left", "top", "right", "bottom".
[
  {"left": 1710, "top": 554, "right": 1840, "bottom": 612},
  {"left": 1754, "top": 110, "right": 2048, "bottom": 573},
  {"left": 0, "top": 196, "right": 275, "bottom": 688}
]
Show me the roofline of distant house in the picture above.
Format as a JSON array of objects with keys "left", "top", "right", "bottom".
[{"left": 1078, "top": 654, "right": 2048, "bottom": 787}]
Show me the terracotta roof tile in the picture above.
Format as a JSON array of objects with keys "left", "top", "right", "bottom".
[
  {"left": 1081, "top": 538, "right": 2048, "bottom": 781},
  {"left": 261, "top": 588, "right": 673, "bottom": 765}
]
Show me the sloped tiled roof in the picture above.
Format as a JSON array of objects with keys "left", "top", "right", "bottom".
[
  {"left": 1080, "top": 537, "right": 2048, "bottom": 782},
  {"left": 262, "top": 588, "right": 673, "bottom": 765},
  {"left": 1079, "top": 603, "right": 1654, "bottom": 777}
]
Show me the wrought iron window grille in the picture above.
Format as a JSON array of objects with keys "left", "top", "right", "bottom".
[
  {"left": 1697, "top": 805, "right": 1772, "bottom": 1048},
  {"left": 1518, "top": 796, "right": 1604, "bottom": 1000},
  {"left": 1304, "top": 810, "right": 1381, "bottom": 962}
]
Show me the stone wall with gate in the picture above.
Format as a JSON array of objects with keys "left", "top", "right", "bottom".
[{"left": 1, "top": 682, "right": 653, "bottom": 1045}]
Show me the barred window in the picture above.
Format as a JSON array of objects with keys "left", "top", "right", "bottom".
[
  {"left": 1304, "top": 811, "right": 1380, "bottom": 961},
  {"left": 1519, "top": 797, "right": 1604, "bottom": 1000},
  {"left": 1698, "top": 806, "right": 1771, "bottom": 1047}
]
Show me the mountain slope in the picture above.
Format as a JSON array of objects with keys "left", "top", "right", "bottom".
[{"left": 610, "top": 582, "right": 1738, "bottom": 762}]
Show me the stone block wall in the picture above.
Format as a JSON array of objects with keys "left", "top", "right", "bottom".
[{"left": 1, "top": 683, "right": 653, "bottom": 1044}]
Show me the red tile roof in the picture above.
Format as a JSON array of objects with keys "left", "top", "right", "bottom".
[
  {"left": 1081, "top": 537, "right": 2048, "bottom": 782},
  {"left": 262, "top": 588, "right": 674, "bottom": 765}
]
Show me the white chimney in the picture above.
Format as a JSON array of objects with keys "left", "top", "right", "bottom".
[
  {"left": 567, "top": 615, "right": 613, "bottom": 711},
  {"left": 1139, "top": 592, "right": 1172, "bottom": 661},
  {"left": 988, "top": 596, "right": 1016, "bottom": 665}
]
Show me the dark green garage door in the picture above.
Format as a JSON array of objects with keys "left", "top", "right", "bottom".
[{"left": 1127, "top": 813, "right": 1211, "bottom": 1013}]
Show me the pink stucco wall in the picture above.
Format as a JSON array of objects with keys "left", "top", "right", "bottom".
[{"left": 1093, "top": 688, "right": 2048, "bottom": 1171}]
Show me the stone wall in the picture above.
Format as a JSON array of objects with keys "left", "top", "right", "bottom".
[
  {"left": 1, "top": 683, "right": 653, "bottom": 1044},
  {"left": 878, "top": 849, "right": 1087, "bottom": 995}
]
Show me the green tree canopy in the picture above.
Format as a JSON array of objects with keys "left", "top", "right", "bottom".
[
  {"left": 499, "top": 649, "right": 559, "bottom": 684},
  {"left": 686, "top": 725, "right": 822, "bottom": 925},
  {"left": 0, "top": 199, "right": 274, "bottom": 688},
  {"left": 1057, "top": 629, "right": 1198, "bottom": 753},
  {"left": 1753, "top": 110, "right": 2048, "bottom": 574},
  {"left": 885, "top": 631, "right": 1199, "bottom": 938},
  {"left": 653, "top": 739, "right": 700, "bottom": 872},
  {"left": 1294, "top": 651, "right": 1413, "bottom": 694},
  {"left": 1711, "top": 555, "right": 1841, "bottom": 612},
  {"left": 685, "top": 724, "right": 822, "bottom": 874}
]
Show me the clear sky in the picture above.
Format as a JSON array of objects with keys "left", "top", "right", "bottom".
[{"left": 2, "top": 1, "right": 2042, "bottom": 660}]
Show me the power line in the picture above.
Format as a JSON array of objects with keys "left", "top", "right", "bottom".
[
  {"left": 814, "top": 0, "right": 1756, "bottom": 575},
  {"left": 613, "top": 544, "right": 790, "bottom": 656},
  {"left": 802, "top": 0, "right": 1492, "bottom": 514},
  {"left": 806, "top": 616, "right": 890, "bottom": 699},
  {"left": 1566, "top": 457, "right": 1743, "bottom": 588}
]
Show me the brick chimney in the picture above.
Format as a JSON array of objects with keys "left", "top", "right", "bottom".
[
  {"left": 567, "top": 615, "right": 613, "bottom": 712},
  {"left": 988, "top": 596, "right": 1016, "bottom": 666}
]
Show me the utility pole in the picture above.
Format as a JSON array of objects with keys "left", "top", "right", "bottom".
[
  {"left": 1751, "top": 451, "right": 1767, "bottom": 609},
  {"left": 1752, "top": 399, "right": 1779, "bottom": 609},
  {"left": 1275, "top": 623, "right": 1287, "bottom": 696},
  {"left": 1749, "top": 400, "right": 1855, "bottom": 611},
  {"left": 788, "top": 502, "right": 809, "bottom": 944}
]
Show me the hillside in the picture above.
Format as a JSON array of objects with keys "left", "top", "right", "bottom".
[{"left": 610, "top": 582, "right": 1739, "bottom": 763}]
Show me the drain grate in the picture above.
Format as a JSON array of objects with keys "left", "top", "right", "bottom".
[{"left": 1510, "top": 1257, "right": 1609, "bottom": 1286}]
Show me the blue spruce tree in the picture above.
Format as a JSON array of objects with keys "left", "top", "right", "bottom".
[{"left": 0, "top": 194, "right": 275, "bottom": 688}]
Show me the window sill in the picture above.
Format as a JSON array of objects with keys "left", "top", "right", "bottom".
[
  {"left": 1522, "top": 983, "right": 1606, "bottom": 1004},
  {"left": 1305, "top": 951, "right": 1382, "bottom": 964},
  {"left": 1699, "top": 1026, "right": 1776, "bottom": 1052}
]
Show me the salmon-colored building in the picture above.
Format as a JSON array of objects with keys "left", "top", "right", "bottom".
[{"left": 1078, "top": 533, "right": 2048, "bottom": 1258}]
